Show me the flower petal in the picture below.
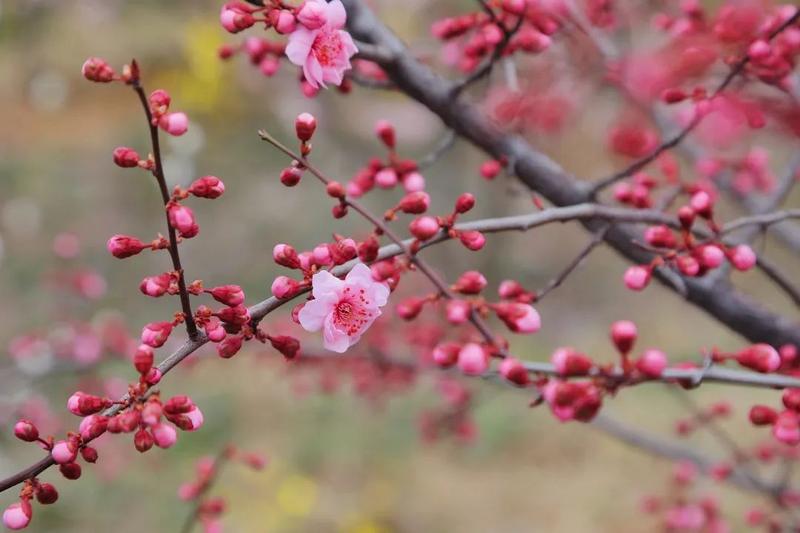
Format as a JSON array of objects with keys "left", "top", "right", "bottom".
[
  {"left": 311, "top": 269, "right": 343, "bottom": 300},
  {"left": 285, "top": 28, "right": 316, "bottom": 67},
  {"left": 297, "top": 299, "right": 331, "bottom": 332},
  {"left": 326, "top": 0, "right": 347, "bottom": 29},
  {"left": 323, "top": 313, "right": 351, "bottom": 353}
]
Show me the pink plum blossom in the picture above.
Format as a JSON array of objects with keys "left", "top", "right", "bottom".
[
  {"left": 285, "top": 0, "right": 358, "bottom": 89},
  {"left": 298, "top": 263, "right": 389, "bottom": 353}
]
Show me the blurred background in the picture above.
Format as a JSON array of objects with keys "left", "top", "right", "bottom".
[{"left": 0, "top": 0, "right": 798, "bottom": 531}]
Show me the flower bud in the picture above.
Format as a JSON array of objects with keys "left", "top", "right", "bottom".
[
  {"left": 409, "top": 216, "right": 439, "bottom": 241},
  {"left": 773, "top": 412, "right": 800, "bottom": 445},
  {"left": 432, "top": 342, "right": 460, "bottom": 367},
  {"left": 676, "top": 255, "right": 700, "bottom": 276},
  {"left": 479, "top": 160, "right": 502, "bottom": 180},
  {"left": 698, "top": 244, "right": 725, "bottom": 269},
  {"left": 152, "top": 423, "right": 178, "bottom": 448},
  {"left": 216, "top": 305, "right": 250, "bottom": 326},
  {"left": 273, "top": 244, "right": 301, "bottom": 269},
  {"left": 59, "top": 462, "right": 82, "bottom": 480},
  {"left": 495, "top": 303, "right": 541, "bottom": 334},
  {"left": 134, "top": 429, "right": 154, "bottom": 453},
  {"left": 107, "top": 234, "right": 147, "bottom": 259},
  {"left": 220, "top": 4, "right": 255, "bottom": 33},
  {"left": 271, "top": 276, "right": 303, "bottom": 299},
  {"left": 644, "top": 225, "right": 676, "bottom": 248},
  {"left": 158, "top": 112, "right": 189, "bottom": 136},
  {"left": 453, "top": 270, "right": 487, "bottom": 294},
  {"left": 141, "top": 321, "right": 173, "bottom": 348},
  {"left": 402, "top": 171, "right": 426, "bottom": 192},
  {"left": 375, "top": 168, "right": 398, "bottom": 189},
  {"left": 13, "top": 420, "right": 39, "bottom": 442},
  {"left": 455, "top": 193, "right": 475, "bottom": 214},
  {"left": 36, "top": 483, "right": 58, "bottom": 505},
  {"left": 148, "top": 89, "right": 171, "bottom": 115},
  {"left": 498, "top": 280, "right": 525, "bottom": 299},
  {"left": 297, "top": 1, "right": 327, "bottom": 29},
  {"left": 749, "top": 405, "right": 778, "bottom": 425},
  {"left": 610, "top": 320, "right": 637, "bottom": 354},
  {"left": 375, "top": 120, "right": 396, "bottom": 148},
  {"left": 501, "top": 0, "right": 527, "bottom": 15},
  {"left": 113, "top": 147, "right": 140, "bottom": 168},
  {"left": 499, "top": 357, "right": 529, "bottom": 386},
  {"left": 326, "top": 181, "right": 345, "bottom": 198},
  {"left": 623, "top": 265, "right": 650, "bottom": 291},
  {"left": 737, "top": 344, "right": 781, "bottom": 373},
  {"left": 459, "top": 230, "right": 486, "bottom": 251},
  {"left": 689, "top": 191, "right": 713, "bottom": 218},
  {"left": 280, "top": 166, "right": 303, "bottom": 186},
  {"left": 82, "top": 57, "right": 114, "bottom": 82},
  {"left": 636, "top": 349, "right": 667, "bottom": 378},
  {"left": 457, "top": 343, "right": 489, "bottom": 376},
  {"left": 67, "top": 391, "right": 107, "bottom": 416},
  {"left": 397, "top": 191, "right": 430, "bottom": 214},
  {"left": 272, "top": 9, "right": 297, "bottom": 34},
  {"left": 729, "top": 244, "right": 756, "bottom": 271},
  {"left": 396, "top": 297, "right": 425, "bottom": 320},
  {"left": 329, "top": 238, "right": 358, "bottom": 265},
  {"left": 217, "top": 335, "right": 244, "bottom": 358},
  {"left": 445, "top": 299, "right": 471, "bottom": 324},
  {"left": 268, "top": 335, "right": 300, "bottom": 359},
  {"left": 2, "top": 501, "right": 32, "bottom": 531},
  {"left": 188, "top": 176, "right": 225, "bottom": 199},
  {"left": 551, "top": 348, "right": 593, "bottom": 376},
  {"left": 204, "top": 319, "right": 227, "bottom": 342},
  {"left": 139, "top": 273, "right": 171, "bottom": 297},
  {"left": 80, "top": 446, "right": 98, "bottom": 463},
  {"left": 167, "top": 203, "right": 198, "bottom": 238},
  {"left": 358, "top": 236, "right": 379, "bottom": 262},
  {"left": 295, "top": 112, "right": 317, "bottom": 142},
  {"left": 133, "top": 344, "right": 154, "bottom": 375},
  {"left": 209, "top": 285, "right": 245, "bottom": 307},
  {"left": 79, "top": 414, "right": 108, "bottom": 441},
  {"left": 51, "top": 440, "right": 78, "bottom": 464}
]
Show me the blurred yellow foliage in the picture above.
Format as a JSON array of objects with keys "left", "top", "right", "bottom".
[{"left": 276, "top": 474, "right": 318, "bottom": 517}]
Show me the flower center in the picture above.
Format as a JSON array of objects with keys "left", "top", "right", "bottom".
[
  {"left": 333, "top": 288, "right": 373, "bottom": 336},
  {"left": 312, "top": 30, "right": 343, "bottom": 67}
]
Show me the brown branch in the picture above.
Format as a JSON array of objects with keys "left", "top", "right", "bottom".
[
  {"left": 132, "top": 82, "right": 197, "bottom": 338},
  {"left": 179, "top": 446, "right": 232, "bottom": 533},
  {"left": 533, "top": 226, "right": 608, "bottom": 301}
]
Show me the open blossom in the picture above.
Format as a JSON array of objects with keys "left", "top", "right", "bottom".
[
  {"left": 285, "top": 0, "right": 358, "bottom": 89},
  {"left": 298, "top": 263, "right": 389, "bottom": 353}
]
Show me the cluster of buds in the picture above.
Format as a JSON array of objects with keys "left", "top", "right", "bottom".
[
  {"left": 674, "top": 401, "right": 732, "bottom": 436},
  {"left": 431, "top": 2, "right": 556, "bottom": 73},
  {"left": 218, "top": 36, "right": 286, "bottom": 77},
  {"left": 696, "top": 149, "right": 775, "bottom": 196},
  {"left": 640, "top": 463, "right": 730, "bottom": 532},
  {"left": 406, "top": 192, "right": 486, "bottom": 252},
  {"left": 612, "top": 171, "right": 661, "bottom": 209},
  {"left": 345, "top": 120, "right": 427, "bottom": 198},
  {"left": 750, "top": 384, "right": 800, "bottom": 446},
  {"left": 744, "top": 7, "right": 800, "bottom": 86},
  {"left": 623, "top": 191, "right": 758, "bottom": 292},
  {"left": 2, "top": 479, "right": 58, "bottom": 531},
  {"left": 220, "top": 0, "right": 335, "bottom": 36},
  {"left": 178, "top": 446, "right": 267, "bottom": 531}
]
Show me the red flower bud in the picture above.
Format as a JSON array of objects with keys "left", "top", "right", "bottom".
[
  {"left": 113, "top": 147, "right": 140, "bottom": 168},
  {"left": 139, "top": 272, "right": 172, "bottom": 297},
  {"left": 396, "top": 297, "right": 425, "bottom": 320},
  {"left": 133, "top": 344, "right": 155, "bottom": 375},
  {"left": 36, "top": 483, "right": 59, "bottom": 505},
  {"left": 397, "top": 192, "right": 430, "bottom": 214},
  {"left": 280, "top": 166, "right": 303, "bottom": 187},
  {"left": 80, "top": 446, "right": 98, "bottom": 463},
  {"left": 737, "top": 344, "right": 781, "bottom": 373},
  {"left": 499, "top": 357, "right": 530, "bottom": 386},
  {"left": 551, "top": 347, "right": 593, "bottom": 376},
  {"left": 82, "top": 57, "right": 115, "bottom": 82},
  {"left": 217, "top": 335, "right": 244, "bottom": 358},
  {"left": 209, "top": 285, "right": 245, "bottom": 307},
  {"left": 453, "top": 270, "right": 487, "bottom": 294},
  {"left": 188, "top": 176, "right": 225, "bottom": 199},
  {"left": 749, "top": 405, "right": 778, "bottom": 425},
  {"left": 295, "top": 112, "right": 317, "bottom": 142},
  {"left": 167, "top": 203, "right": 198, "bottom": 238},
  {"left": 610, "top": 320, "right": 637, "bottom": 354},
  {"left": 59, "top": 462, "right": 82, "bottom": 480},
  {"left": 455, "top": 193, "right": 475, "bottom": 214},
  {"left": 375, "top": 119, "right": 395, "bottom": 148},
  {"left": 107, "top": 234, "right": 147, "bottom": 259},
  {"left": 409, "top": 216, "right": 439, "bottom": 241},
  {"left": 134, "top": 429, "right": 154, "bottom": 453},
  {"left": 268, "top": 335, "right": 300, "bottom": 359},
  {"left": 459, "top": 230, "right": 486, "bottom": 251},
  {"left": 273, "top": 244, "right": 301, "bottom": 269},
  {"left": 13, "top": 419, "right": 38, "bottom": 442}
]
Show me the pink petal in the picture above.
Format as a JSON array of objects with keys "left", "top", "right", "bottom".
[
  {"left": 326, "top": 0, "right": 347, "bottom": 29},
  {"left": 298, "top": 298, "right": 332, "bottom": 332},
  {"left": 304, "top": 55, "right": 325, "bottom": 88},
  {"left": 323, "top": 314, "right": 351, "bottom": 353},
  {"left": 311, "top": 269, "right": 343, "bottom": 299},
  {"left": 339, "top": 30, "right": 359, "bottom": 57},
  {"left": 285, "top": 28, "right": 316, "bottom": 67}
]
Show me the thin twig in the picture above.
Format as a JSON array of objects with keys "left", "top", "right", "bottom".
[{"left": 132, "top": 82, "right": 197, "bottom": 338}]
